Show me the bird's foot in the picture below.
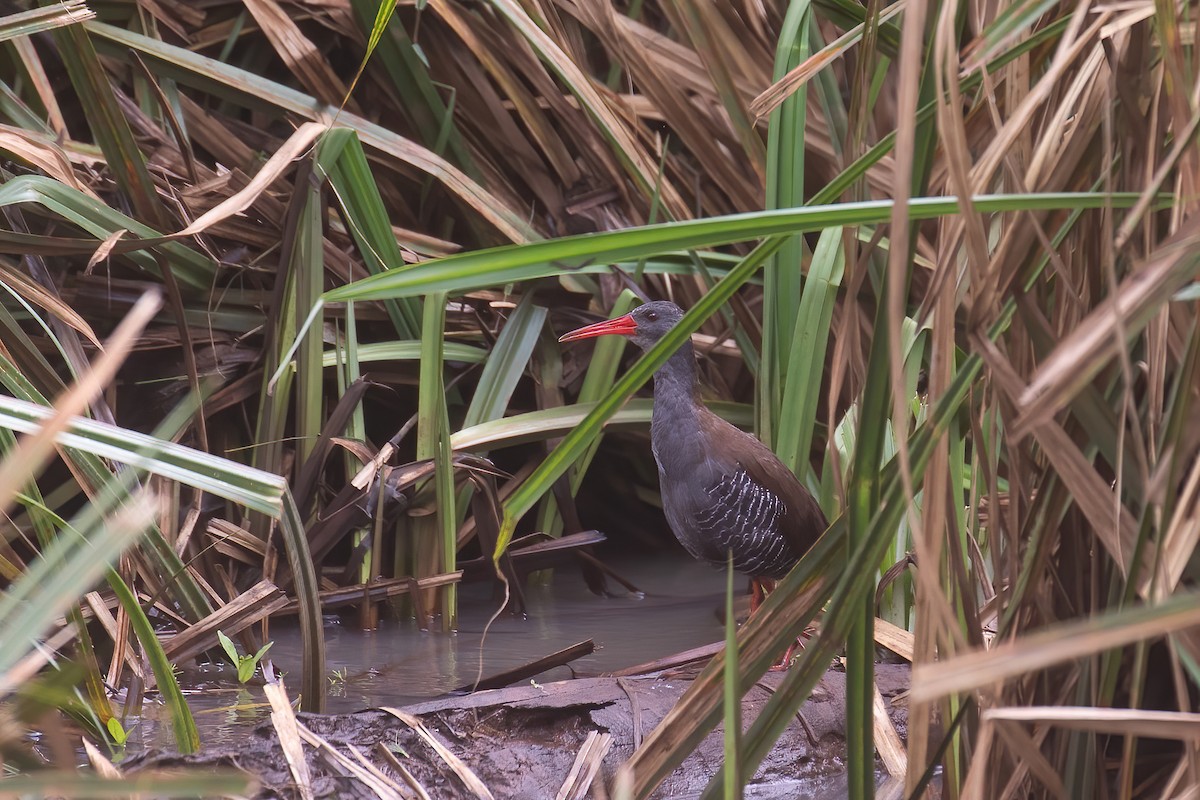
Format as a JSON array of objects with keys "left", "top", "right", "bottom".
[{"left": 767, "top": 626, "right": 816, "bottom": 671}]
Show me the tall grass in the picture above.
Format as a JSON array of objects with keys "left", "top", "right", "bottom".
[{"left": 0, "top": 0, "right": 1196, "bottom": 797}]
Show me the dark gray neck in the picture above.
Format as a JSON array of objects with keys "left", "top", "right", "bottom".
[
  {"left": 651, "top": 341, "right": 699, "bottom": 406},
  {"left": 648, "top": 340, "right": 703, "bottom": 469}
]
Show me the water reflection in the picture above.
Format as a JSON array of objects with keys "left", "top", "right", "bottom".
[{"left": 132, "top": 554, "right": 728, "bottom": 750}]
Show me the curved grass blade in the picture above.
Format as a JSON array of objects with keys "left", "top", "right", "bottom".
[
  {"left": 323, "top": 194, "right": 1148, "bottom": 304},
  {"left": 774, "top": 227, "right": 844, "bottom": 481},
  {"left": 0, "top": 394, "right": 287, "bottom": 515},
  {"left": 451, "top": 398, "right": 752, "bottom": 452},
  {"left": 0, "top": 176, "right": 214, "bottom": 289},
  {"left": 341, "top": 0, "right": 398, "bottom": 107},
  {"left": 319, "top": 128, "right": 423, "bottom": 337},
  {"left": 347, "top": 0, "right": 477, "bottom": 176},
  {"left": 323, "top": 341, "right": 487, "bottom": 367},
  {"left": 280, "top": 491, "right": 326, "bottom": 712},
  {"left": 106, "top": 567, "right": 200, "bottom": 753}
]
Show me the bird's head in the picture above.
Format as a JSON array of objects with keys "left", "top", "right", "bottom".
[{"left": 558, "top": 300, "right": 684, "bottom": 351}]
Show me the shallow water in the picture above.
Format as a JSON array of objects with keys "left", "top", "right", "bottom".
[{"left": 127, "top": 554, "right": 730, "bottom": 752}]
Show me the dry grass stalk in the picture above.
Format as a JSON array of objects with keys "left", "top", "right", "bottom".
[
  {"left": 242, "top": 0, "right": 353, "bottom": 109},
  {"left": 265, "top": 680, "right": 314, "bottom": 800},
  {"left": 346, "top": 743, "right": 417, "bottom": 800},
  {"left": 871, "top": 681, "right": 907, "bottom": 777},
  {"left": 81, "top": 738, "right": 122, "bottom": 779},
  {"left": 278, "top": 571, "right": 463, "bottom": 615},
  {"left": 295, "top": 721, "right": 409, "bottom": 800},
  {"left": 161, "top": 580, "right": 288, "bottom": 663},
  {"left": 381, "top": 707, "right": 496, "bottom": 800},
  {"left": 375, "top": 742, "right": 434, "bottom": 800},
  {"left": 556, "top": 730, "right": 614, "bottom": 800},
  {"left": 912, "top": 598, "right": 1200, "bottom": 703},
  {"left": 873, "top": 617, "right": 914, "bottom": 661},
  {"left": 984, "top": 706, "right": 1200, "bottom": 740},
  {"left": 0, "top": 290, "right": 161, "bottom": 514}
]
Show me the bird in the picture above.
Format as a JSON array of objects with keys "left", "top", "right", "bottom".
[{"left": 559, "top": 300, "right": 828, "bottom": 626}]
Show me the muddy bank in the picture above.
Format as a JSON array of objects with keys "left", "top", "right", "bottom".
[{"left": 127, "top": 662, "right": 910, "bottom": 798}]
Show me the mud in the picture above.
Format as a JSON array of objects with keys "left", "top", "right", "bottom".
[{"left": 126, "top": 662, "right": 910, "bottom": 799}]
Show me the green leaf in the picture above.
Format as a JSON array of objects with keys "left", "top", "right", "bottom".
[
  {"left": 217, "top": 630, "right": 239, "bottom": 665},
  {"left": 105, "top": 716, "right": 128, "bottom": 746},
  {"left": 0, "top": 394, "right": 288, "bottom": 516}
]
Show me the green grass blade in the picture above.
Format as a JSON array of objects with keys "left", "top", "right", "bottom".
[
  {"left": 774, "top": 227, "right": 844, "bottom": 481},
  {"left": 105, "top": 567, "right": 199, "bottom": 753},
  {"left": 463, "top": 296, "right": 547, "bottom": 428},
  {"left": 0, "top": 176, "right": 215, "bottom": 289},
  {"left": 320, "top": 128, "right": 423, "bottom": 337},
  {"left": 322, "top": 340, "right": 487, "bottom": 367},
  {"left": 0, "top": 2, "right": 94, "bottom": 42},
  {"left": 415, "top": 293, "right": 456, "bottom": 625},
  {"left": 451, "top": 399, "right": 753, "bottom": 452},
  {"left": 0, "top": 394, "right": 287, "bottom": 515},
  {"left": 47, "top": 23, "right": 167, "bottom": 229},
  {"left": 347, "top": 0, "right": 477, "bottom": 176},
  {"left": 291, "top": 154, "right": 327, "bottom": 473},
  {"left": 323, "top": 194, "right": 1150, "bottom": 303},
  {"left": 0, "top": 360, "right": 213, "bottom": 621},
  {"left": 723, "top": 555, "right": 742, "bottom": 799},
  {"left": 280, "top": 491, "right": 326, "bottom": 712},
  {"left": 760, "top": 0, "right": 813, "bottom": 447},
  {"left": 0, "top": 489, "right": 156, "bottom": 683}
]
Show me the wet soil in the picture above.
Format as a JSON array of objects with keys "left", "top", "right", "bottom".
[{"left": 126, "top": 662, "right": 910, "bottom": 799}]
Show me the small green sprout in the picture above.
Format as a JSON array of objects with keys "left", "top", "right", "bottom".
[
  {"left": 106, "top": 717, "right": 129, "bottom": 746},
  {"left": 217, "top": 630, "right": 273, "bottom": 684}
]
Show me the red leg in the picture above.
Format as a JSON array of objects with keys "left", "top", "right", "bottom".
[
  {"left": 768, "top": 625, "right": 816, "bottom": 671},
  {"left": 748, "top": 579, "right": 809, "bottom": 670},
  {"left": 748, "top": 578, "right": 777, "bottom": 616},
  {"left": 749, "top": 578, "right": 766, "bottom": 615}
]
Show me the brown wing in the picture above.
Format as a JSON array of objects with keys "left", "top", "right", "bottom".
[{"left": 697, "top": 408, "right": 828, "bottom": 565}]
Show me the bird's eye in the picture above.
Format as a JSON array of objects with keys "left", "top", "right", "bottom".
[{"left": 645, "top": 310, "right": 658, "bottom": 321}]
